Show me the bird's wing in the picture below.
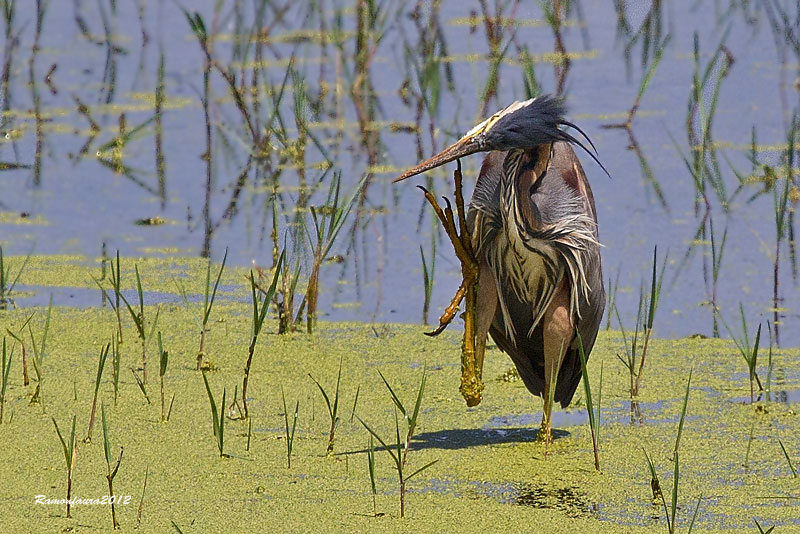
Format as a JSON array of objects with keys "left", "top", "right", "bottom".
[{"left": 549, "top": 143, "right": 606, "bottom": 407}]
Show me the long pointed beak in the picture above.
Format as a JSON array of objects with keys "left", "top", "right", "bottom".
[{"left": 393, "top": 136, "right": 483, "bottom": 183}]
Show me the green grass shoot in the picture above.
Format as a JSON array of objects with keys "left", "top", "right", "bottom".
[
  {"left": 309, "top": 355, "right": 343, "bottom": 456},
  {"left": 634, "top": 246, "right": 666, "bottom": 396},
  {"left": 766, "top": 322, "right": 774, "bottom": 402},
  {"left": 616, "top": 283, "right": 644, "bottom": 399},
  {"left": 111, "top": 336, "right": 120, "bottom": 406},
  {"left": 158, "top": 332, "right": 169, "bottom": 422},
  {"left": 719, "top": 303, "right": 763, "bottom": 403},
  {"left": 242, "top": 250, "right": 284, "bottom": 420},
  {"left": 708, "top": 213, "right": 728, "bottom": 337},
  {"left": 754, "top": 519, "right": 777, "bottom": 533},
  {"left": 643, "top": 448, "right": 663, "bottom": 502},
  {"left": 92, "top": 251, "right": 124, "bottom": 343},
  {"left": 195, "top": 248, "right": 227, "bottom": 370},
  {"left": 357, "top": 368, "right": 438, "bottom": 518},
  {"left": 643, "top": 368, "right": 694, "bottom": 533},
  {"left": 108, "top": 250, "right": 123, "bottom": 343},
  {"left": 52, "top": 414, "right": 77, "bottom": 518},
  {"left": 420, "top": 240, "right": 436, "bottom": 325},
  {"left": 4, "top": 312, "right": 32, "bottom": 386},
  {"left": 770, "top": 113, "right": 797, "bottom": 345},
  {"left": 616, "top": 246, "right": 666, "bottom": 400},
  {"left": 101, "top": 403, "right": 123, "bottom": 529},
  {"left": 350, "top": 384, "right": 360, "bottom": 423},
  {"left": 110, "top": 251, "right": 123, "bottom": 342},
  {"left": 304, "top": 172, "right": 365, "bottom": 333},
  {"left": 778, "top": 439, "right": 797, "bottom": 478},
  {"left": 136, "top": 465, "right": 148, "bottom": 529},
  {"left": 1, "top": 336, "right": 13, "bottom": 424},
  {"left": 0, "top": 244, "right": 33, "bottom": 307},
  {"left": 577, "top": 332, "right": 601, "bottom": 471},
  {"left": 201, "top": 370, "right": 226, "bottom": 457},
  {"left": 278, "top": 249, "right": 303, "bottom": 334},
  {"left": 118, "top": 264, "right": 161, "bottom": 384},
  {"left": 605, "top": 267, "right": 621, "bottom": 331},
  {"left": 27, "top": 296, "right": 52, "bottom": 410},
  {"left": 281, "top": 385, "right": 299, "bottom": 469},
  {"left": 674, "top": 367, "right": 693, "bottom": 458},
  {"left": 367, "top": 435, "right": 378, "bottom": 516},
  {"left": 130, "top": 368, "right": 151, "bottom": 404},
  {"left": 744, "top": 419, "right": 756, "bottom": 469},
  {"left": 85, "top": 342, "right": 110, "bottom": 442}
]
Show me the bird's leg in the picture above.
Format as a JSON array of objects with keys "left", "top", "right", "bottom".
[
  {"left": 539, "top": 278, "right": 573, "bottom": 450},
  {"left": 540, "top": 386, "right": 551, "bottom": 445},
  {"left": 416, "top": 160, "right": 483, "bottom": 406},
  {"left": 475, "top": 261, "right": 498, "bottom": 381},
  {"left": 539, "top": 351, "right": 561, "bottom": 454}
]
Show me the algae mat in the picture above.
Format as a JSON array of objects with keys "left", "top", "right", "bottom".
[{"left": 0, "top": 264, "right": 799, "bottom": 532}]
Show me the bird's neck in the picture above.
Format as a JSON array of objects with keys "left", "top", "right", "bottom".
[{"left": 500, "top": 145, "right": 551, "bottom": 236}]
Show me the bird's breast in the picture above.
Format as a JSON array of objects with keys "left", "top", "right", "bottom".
[{"left": 485, "top": 216, "right": 565, "bottom": 341}]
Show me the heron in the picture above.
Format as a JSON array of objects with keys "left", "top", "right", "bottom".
[{"left": 394, "top": 96, "right": 606, "bottom": 445}]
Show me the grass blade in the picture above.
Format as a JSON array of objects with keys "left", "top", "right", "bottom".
[{"left": 779, "top": 440, "right": 797, "bottom": 478}]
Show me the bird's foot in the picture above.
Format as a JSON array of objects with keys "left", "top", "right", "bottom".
[
  {"left": 417, "top": 161, "right": 483, "bottom": 406},
  {"left": 424, "top": 281, "right": 465, "bottom": 337}
]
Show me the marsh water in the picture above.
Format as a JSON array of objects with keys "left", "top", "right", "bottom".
[{"left": 1, "top": 0, "right": 800, "bottom": 345}]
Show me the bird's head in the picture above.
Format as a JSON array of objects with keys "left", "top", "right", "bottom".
[{"left": 393, "top": 95, "right": 607, "bottom": 182}]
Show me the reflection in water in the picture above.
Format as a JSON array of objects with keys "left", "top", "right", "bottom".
[
  {"left": 548, "top": 0, "right": 570, "bottom": 95},
  {"left": 630, "top": 399, "right": 643, "bottom": 425},
  {"left": 29, "top": 1, "right": 46, "bottom": 186},
  {"left": 469, "top": 479, "right": 598, "bottom": 517},
  {"left": 514, "top": 482, "right": 597, "bottom": 516},
  {"left": 613, "top": 0, "right": 666, "bottom": 75}
]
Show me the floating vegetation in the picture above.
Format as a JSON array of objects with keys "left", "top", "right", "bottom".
[{"left": 2, "top": 2, "right": 800, "bottom": 532}]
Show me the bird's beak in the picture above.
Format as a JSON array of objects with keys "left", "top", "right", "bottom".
[
  {"left": 392, "top": 135, "right": 483, "bottom": 183},
  {"left": 393, "top": 102, "right": 516, "bottom": 182}
]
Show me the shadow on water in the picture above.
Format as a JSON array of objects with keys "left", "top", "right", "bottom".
[{"left": 410, "top": 426, "right": 569, "bottom": 451}]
